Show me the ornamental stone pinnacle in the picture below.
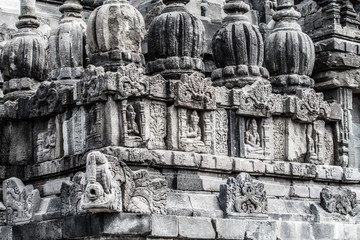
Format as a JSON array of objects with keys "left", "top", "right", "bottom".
[
  {"left": 212, "top": 0, "right": 269, "bottom": 89},
  {"left": 147, "top": 0, "right": 205, "bottom": 79},
  {"left": 264, "top": 0, "right": 315, "bottom": 94}
]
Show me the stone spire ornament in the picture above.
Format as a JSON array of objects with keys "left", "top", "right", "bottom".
[
  {"left": 86, "top": 0, "right": 145, "bottom": 71},
  {"left": 264, "top": 0, "right": 315, "bottom": 94},
  {"left": 211, "top": 0, "right": 269, "bottom": 89},
  {"left": 1, "top": 0, "right": 49, "bottom": 101},
  {"left": 147, "top": 0, "right": 205, "bottom": 79},
  {"left": 49, "top": 0, "right": 87, "bottom": 81}
]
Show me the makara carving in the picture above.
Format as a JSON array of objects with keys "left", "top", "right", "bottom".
[{"left": 80, "top": 151, "right": 167, "bottom": 214}]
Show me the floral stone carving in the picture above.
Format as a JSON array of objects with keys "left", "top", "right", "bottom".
[
  {"left": 81, "top": 151, "right": 167, "bottom": 214},
  {"left": 3, "top": 177, "right": 41, "bottom": 224},
  {"left": 175, "top": 72, "right": 216, "bottom": 110},
  {"left": 77, "top": 64, "right": 149, "bottom": 104},
  {"left": 219, "top": 172, "right": 267, "bottom": 216},
  {"left": 234, "top": 80, "right": 272, "bottom": 117},
  {"left": 320, "top": 187, "right": 358, "bottom": 216}
]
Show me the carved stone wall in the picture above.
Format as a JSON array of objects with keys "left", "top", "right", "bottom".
[{"left": 0, "top": 0, "right": 359, "bottom": 239}]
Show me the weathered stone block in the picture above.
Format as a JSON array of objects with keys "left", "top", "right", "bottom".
[
  {"left": 234, "top": 158, "right": 254, "bottom": 172},
  {"left": 245, "top": 220, "right": 276, "bottom": 240},
  {"left": 289, "top": 185, "right": 310, "bottom": 198},
  {"left": 316, "top": 165, "right": 343, "bottom": 181},
  {"left": 214, "top": 218, "right": 246, "bottom": 239},
  {"left": 43, "top": 177, "right": 70, "bottom": 196},
  {"left": 178, "top": 216, "right": 216, "bottom": 239},
  {"left": 151, "top": 215, "right": 178, "bottom": 237}
]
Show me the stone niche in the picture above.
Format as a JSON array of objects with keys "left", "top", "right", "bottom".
[
  {"left": 272, "top": 117, "right": 335, "bottom": 164},
  {"left": 168, "top": 107, "right": 212, "bottom": 153},
  {"left": 228, "top": 112, "right": 273, "bottom": 160},
  {"left": 34, "top": 117, "right": 62, "bottom": 163},
  {"left": 120, "top": 99, "right": 167, "bottom": 150}
]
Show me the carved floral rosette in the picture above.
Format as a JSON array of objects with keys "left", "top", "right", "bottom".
[
  {"left": 320, "top": 187, "right": 358, "bottom": 216},
  {"left": 77, "top": 64, "right": 150, "bottom": 104},
  {"left": 80, "top": 151, "right": 167, "bottom": 214},
  {"left": 3, "top": 177, "right": 41, "bottom": 225},
  {"left": 174, "top": 72, "right": 216, "bottom": 110},
  {"left": 219, "top": 172, "right": 267, "bottom": 216}
]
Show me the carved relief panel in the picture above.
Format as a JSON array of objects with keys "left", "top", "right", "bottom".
[
  {"left": 213, "top": 109, "right": 228, "bottom": 156},
  {"left": 120, "top": 100, "right": 146, "bottom": 147},
  {"left": 229, "top": 111, "right": 273, "bottom": 159},
  {"left": 147, "top": 101, "right": 167, "bottom": 150},
  {"left": 168, "top": 107, "right": 212, "bottom": 153},
  {"left": 34, "top": 117, "right": 62, "bottom": 162},
  {"left": 85, "top": 103, "right": 104, "bottom": 151}
]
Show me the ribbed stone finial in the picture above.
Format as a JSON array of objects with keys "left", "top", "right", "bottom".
[
  {"left": 49, "top": 0, "right": 87, "bottom": 81},
  {"left": 16, "top": 0, "right": 40, "bottom": 29},
  {"left": 147, "top": 0, "right": 205, "bottom": 79},
  {"left": 59, "top": 0, "right": 83, "bottom": 18},
  {"left": 211, "top": 0, "right": 269, "bottom": 89},
  {"left": 1, "top": 0, "right": 48, "bottom": 100},
  {"left": 86, "top": 0, "right": 145, "bottom": 71},
  {"left": 264, "top": 0, "right": 315, "bottom": 94},
  {"left": 223, "top": 0, "right": 250, "bottom": 22}
]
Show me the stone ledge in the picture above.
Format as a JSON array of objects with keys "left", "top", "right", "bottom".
[
  {"left": 2, "top": 211, "right": 360, "bottom": 240},
  {"left": 24, "top": 146, "right": 360, "bottom": 185}
]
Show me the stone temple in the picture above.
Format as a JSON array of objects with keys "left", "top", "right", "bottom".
[{"left": 0, "top": 0, "right": 360, "bottom": 239}]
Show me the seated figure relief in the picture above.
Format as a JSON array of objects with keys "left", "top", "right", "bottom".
[{"left": 245, "top": 119, "right": 263, "bottom": 154}]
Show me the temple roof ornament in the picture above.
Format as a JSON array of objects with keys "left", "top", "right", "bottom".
[
  {"left": 1, "top": 0, "right": 49, "bottom": 100},
  {"left": 49, "top": 0, "right": 87, "bottom": 81},
  {"left": 86, "top": 0, "right": 145, "bottom": 71},
  {"left": 264, "top": 0, "right": 315, "bottom": 94},
  {"left": 147, "top": 0, "right": 205, "bottom": 79},
  {"left": 211, "top": 0, "right": 269, "bottom": 89}
]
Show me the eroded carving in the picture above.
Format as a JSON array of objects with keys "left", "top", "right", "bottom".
[
  {"left": 36, "top": 118, "right": 57, "bottom": 162},
  {"left": 320, "top": 187, "right": 357, "bottom": 216},
  {"left": 219, "top": 172, "right": 267, "bottom": 216},
  {"left": 148, "top": 102, "right": 167, "bottom": 149},
  {"left": 3, "top": 177, "right": 41, "bottom": 224},
  {"left": 81, "top": 151, "right": 167, "bottom": 214},
  {"left": 175, "top": 72, "right": 216, "bottom": 110},
  {"left": 235, "top": 80, "right": 272, "bottom": 117},
  {"left": 213, "top": 109, "right": 228, "bottom": 156}
]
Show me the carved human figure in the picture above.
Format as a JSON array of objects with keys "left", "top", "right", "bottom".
[
  {"left": 126, "top": 105, "right": 140, "bottom": 136},
  {"left": 187, "top": 111, "right": 201, "bottom": 141},
  {"left": 36, "top": 119, "right": 56, "bottom": 162},
  {"left": 245, "top": 119, "right": 263, "bottom": 154},
  {"left": 306, "top": 124, "right": 318, "bottom": 163}
]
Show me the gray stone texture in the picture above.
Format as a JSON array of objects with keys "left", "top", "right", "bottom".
[{"left": 0, "top": 0, "right": 359, "bottom": 239}]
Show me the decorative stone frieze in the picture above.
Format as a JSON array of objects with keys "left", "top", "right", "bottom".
[
  {"left": 320, "top": 187, "right": 358, "bottom": 216},
  {"left": 2, "top": 177, "right": 41, "bottom": 225},
  {"left": 219, "top": 172, "right": 267, "bottom": 216}
]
